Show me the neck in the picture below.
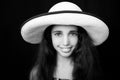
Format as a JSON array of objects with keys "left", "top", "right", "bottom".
[
  {"left": 57, "top": 53, "right": 73, "bottom": 66},
  {"left": 54, "top": 54, "right": 74, "bottom": 79}
]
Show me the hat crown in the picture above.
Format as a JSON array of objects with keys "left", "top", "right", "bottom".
[{"left": 49, "top": 1, "right": 82, "bottom": 12}]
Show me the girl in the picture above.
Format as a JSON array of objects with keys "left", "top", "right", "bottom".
[
  {"left": 30, "top": 25, "right": 101, "bottom": 80},
  {"left": 21, "top": 1, "right": 109, "bottom": 80}
]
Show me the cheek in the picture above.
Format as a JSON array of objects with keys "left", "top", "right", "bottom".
[
  {"left": 70, "top": 37, "right": 78, "bottom": 45},
  {"left": 52, "top": 36, "right": 60, "bottom": 47}
]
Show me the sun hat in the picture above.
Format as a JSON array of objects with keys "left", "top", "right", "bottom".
[{"left": 21, "top": 1, "right": 109, "bottom": 46}]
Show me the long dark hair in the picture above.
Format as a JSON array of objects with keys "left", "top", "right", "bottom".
[{"left": 30, "top": 25, "right": 102, "bottom": 80}]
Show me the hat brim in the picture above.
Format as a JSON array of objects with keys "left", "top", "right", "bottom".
[{"left": 21, "top": 11, "right": 109, "bottom": 45}]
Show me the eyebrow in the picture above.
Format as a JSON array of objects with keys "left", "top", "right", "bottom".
[
  {"left": 52, "top": 31, "right": 62, "bottom": 33},
  {"left": 69, "top": 30, "right": 78, "bottom": 33},
  {"left": 52, "top": 30, "right": 78, "bottom": 33}
]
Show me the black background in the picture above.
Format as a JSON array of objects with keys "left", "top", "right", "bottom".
[{"left": 1, "top": 0, "right": 119, "bottom": 80}]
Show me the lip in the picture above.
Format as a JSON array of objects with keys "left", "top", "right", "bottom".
[
  {"left": 59, "top": 47, "right": 72, "bottom": 52},
  {"left": 60, "top": 47, "right": 72, "bottom": 49},
  {"left": 57, "top": 46, "right": 73, "bottom": 54}
]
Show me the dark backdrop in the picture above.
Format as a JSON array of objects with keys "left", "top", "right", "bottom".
[{"left": 1, "top": 0, "right": 119, "bottom": 80}]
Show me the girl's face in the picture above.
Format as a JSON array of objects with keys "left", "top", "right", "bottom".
[{"left": 51, "top": 25, "right": 78, "bottom": 57}]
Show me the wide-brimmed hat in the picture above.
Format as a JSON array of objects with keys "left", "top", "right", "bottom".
[{"left": 21, "top": 1, "right": 109, "bottom": 46}]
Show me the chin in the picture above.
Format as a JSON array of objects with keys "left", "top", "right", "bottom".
[{"left": 59, "top": 51, "right": 72, "bottom": 57}]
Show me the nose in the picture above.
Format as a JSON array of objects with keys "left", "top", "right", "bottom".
[{"left": 62, "top": 35, "right": 70, "bottom": 46}]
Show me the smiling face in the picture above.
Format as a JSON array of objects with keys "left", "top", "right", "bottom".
[{"left": 51, "top": 25, "right": 78, "bottom": 58}]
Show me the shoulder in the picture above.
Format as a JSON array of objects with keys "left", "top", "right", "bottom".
[{"left": 30, "top": 65, "right": 39, "bottom": 80}]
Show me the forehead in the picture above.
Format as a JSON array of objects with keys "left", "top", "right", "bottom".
[{"left": 52, "top": 25, "right": 78, "bottom": 32}]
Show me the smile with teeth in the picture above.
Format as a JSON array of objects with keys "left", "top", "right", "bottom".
[{"left": 59, "top": 47, "right": 72, "bottom": 53}]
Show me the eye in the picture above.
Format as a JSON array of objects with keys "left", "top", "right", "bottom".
[
  {"left": 54, "top": 32, "right": 62, "bottom": 37},
  {"left": 70, "top": 32, "right": 78, "bottom": 36}
]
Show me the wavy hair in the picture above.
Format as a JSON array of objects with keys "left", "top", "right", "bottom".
[{"left": 30, "top": 25, "right": 102, "bottom": 80}]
